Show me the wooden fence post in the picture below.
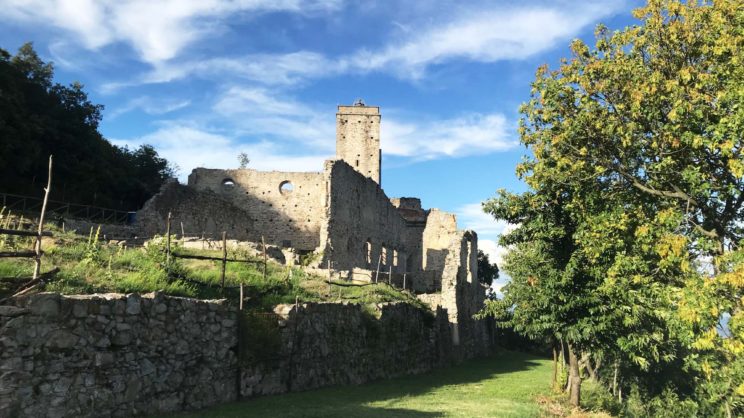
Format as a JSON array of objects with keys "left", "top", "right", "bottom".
[
  {"left": 32, "top": 155, "right": 52, "bottom": 281},
  {"left": 165, "top": 211, "right": 172, "bottom": 265},
  {"left": 388, "top": 265, "right": 392, "bottom": 285},
  {"left": 403, "top": 273, "right": 407, "bottom": 291},
  {"left": 374, "top": 253, "right": 382, "bottom": 284},
  {"left": 221, "top": 231, "right": 227, "bottom": 292},
  {"left": 261, "top": 235, "right": 267, "bottom": 280}
]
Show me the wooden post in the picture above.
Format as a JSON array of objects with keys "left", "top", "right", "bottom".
[
  {"left": 239, "top": 281, "right": 244, "bottom": 311},
  {"left": 180, "top": 221, "right": 185, "bottom": 241},
  {"left": 403, "top": 273, "right": 407, "bottom": 290},
  {"left": 374, "top": 253, "right": 382, "bottom": 284},
  {"left": 388, "top": 265, "right": 392, "bottom": 285},
  {"left": 261, "top": 235, "right": 267, "bottom": 280},
  {"left": 165, "top": 211, "right": 172, "bottom": 265},
  {"left": 33, "top": 155, "right": 52, "bottom": 281},
  {"left": 221, "top": 231, "right": 227, "bottom": 292}
]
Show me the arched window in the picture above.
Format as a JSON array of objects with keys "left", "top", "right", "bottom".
[
  {"left": 393, "top": 248, "right": 398, "bottom": 267},
  {"left": 381, "top": 244, "right": 388, "bottom": 266}
]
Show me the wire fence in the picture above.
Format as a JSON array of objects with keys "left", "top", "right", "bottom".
[{"left": 0, "top": 192, "right": 132, "bottom": 225}]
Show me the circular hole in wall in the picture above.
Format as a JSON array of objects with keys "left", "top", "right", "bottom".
[
  {"left": 279, "top": 181, "right": 294, "bottom": 195},
  {"left": 222, "top": 178, "right": 235, "bottom": 188}
]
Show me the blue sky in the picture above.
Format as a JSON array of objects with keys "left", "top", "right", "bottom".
[{"left": 1, "top": 0, "right": 643, "bottom": 285}]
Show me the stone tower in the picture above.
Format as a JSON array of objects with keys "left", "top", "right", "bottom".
[{"left": 336, "top": 100, "right": 381, "bottom": 184}]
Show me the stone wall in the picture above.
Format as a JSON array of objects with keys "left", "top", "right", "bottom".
[
  {"left": 188, "top": 168, "right": 327, "bottom": 250},
  {"left": 0, "top": 292, "right": 492, "bottom": 417},
  {"left": 0, "top": 292, "right": 237, "bottom": 418},
  {"left": 135, "top": 181, "right": 256, "bottom": 241},
  {"left": 321, "top": 160, "right": 414, "bottom": 272},
  {"left": 335, "top": 105, "right": 381, "bottom": 184},
  {"left": 240, "top": 302, "right": 456, "bottom": 397}
]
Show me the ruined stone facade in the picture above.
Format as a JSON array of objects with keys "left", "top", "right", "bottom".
[{"left": 136, "top": 102, "right": 487, "bottom": 349}]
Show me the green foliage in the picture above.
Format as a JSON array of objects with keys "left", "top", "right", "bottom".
[
  {"left": 0, "top": 43, "right": 174, "bottom": 210},
  {"left": 480, "top": 0, "right": 744, "bottom": 412},
  {"left": 476, "top": 249, "right": 499, "bottom": 285},
  {"left": 239, "top": 312, "right": 282, "bottom": 366}
]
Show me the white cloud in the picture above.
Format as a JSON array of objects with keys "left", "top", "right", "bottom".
[
  {"left": 142, "top": 52, "right": 339, "bottom": 86},
  {"left": 97, "top": 1, "right": 622, "bottom": 89},
  {"left": 1, "top": 0, "right": 343, "bottom": 64},
  {"left": 212, "top": 87, "right": 335, "bottom": 150},
  {"left": 107, "top": 96, "right": 191, "bottom": 119},
  {"left": 347, "top": 4, "right": 620, "bottom": 78},
  {"left": 111, "top": 123, "right": 328, "bottom": 181},
  {"left": 382, "top": 113, "right": 515, "bottom": 159},
  {"left": 455, "top": 201, "right": 519, "bottom": 268}
]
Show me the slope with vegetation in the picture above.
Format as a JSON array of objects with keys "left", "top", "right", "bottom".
[
  {"left": 0, "top": 211, "right": 421, "bottom": 311},
  {"left": 479, "top": 0, "right": 743, "bottom": 416}
]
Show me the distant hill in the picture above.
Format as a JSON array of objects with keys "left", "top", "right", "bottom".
[{"left": 0, "top": 43, "right": 173, "bottom": 211}]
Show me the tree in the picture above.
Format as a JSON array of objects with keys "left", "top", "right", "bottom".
[
  {"left": 476, "top": 250, "right": 499, "bottom": 286},
  {"left": 482, "top": 0, "right": 743, "bottom": 412},
  {"left": 238, "top": 152, "right": 250, "bottom": 169},
  {"left": 0, "top": 43, "right": 174, "bottom": 210}
]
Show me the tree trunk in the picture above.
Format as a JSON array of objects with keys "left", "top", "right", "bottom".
[
  {"left": 568, "top": 344, "right": 581, "bottom": 407},
  {"left": 552, "top": 344, "right": 559, "bottom": 391}
]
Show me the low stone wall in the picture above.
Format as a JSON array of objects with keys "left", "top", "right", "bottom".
[
  {"left": 0, "top": 294, "right": 490, "bottom": 417},
  {"left": 0, "top": 292, "right": 237, "bottom": 418},
  {"left": 239, "top": 302, "right": 466, "bottom": 397}
]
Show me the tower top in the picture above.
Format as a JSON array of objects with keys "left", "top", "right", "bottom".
[{"left": 335, "top": 103, "right": 381, "bottom": 184}]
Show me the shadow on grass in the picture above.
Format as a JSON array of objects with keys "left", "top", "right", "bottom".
[{"left": 160, "top": 350, "right": 548, "bottom": 418}]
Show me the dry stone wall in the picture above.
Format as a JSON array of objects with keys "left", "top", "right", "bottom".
[
  {"left": 188, "top": 168, "right": 326, "bottom": 250},
  {"left": 0, "top": 292, "right": 237, "bottom": 418},
  {"left": 240, "top": 302, "right": 456, "bottom": 397},
  {"left": 0, "top": 293, "right": 492, "bottom": 417}
]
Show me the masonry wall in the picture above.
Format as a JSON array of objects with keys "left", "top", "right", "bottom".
[
  {"left": 136, "top": 181, "right": 256, "bottom": 241},
  {"left": 321, "top": 160, "right": 415, "bottom": 272},
  {"left": 188, "top": 168, "right": 327, "bottom": 250},
  {"left": 336, "top": 105, "right": 381, "bottom": 184},
  {"left": 240, "top": 302, "right": 458, "bottom": 397},
  {"left": 0, "top": 294, "right": 492, "bottom": 417},
  {"left": 0, "top": 292, "right": 237, "bottom": 418}
]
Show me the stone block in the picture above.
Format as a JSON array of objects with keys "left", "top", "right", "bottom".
[{"left": 0, "top": 306, "right": 29, "bottom": 318}]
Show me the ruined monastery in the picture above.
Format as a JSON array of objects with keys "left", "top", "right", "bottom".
[{"left": 137, "top": 101, "right": 487, "bottom": 348}]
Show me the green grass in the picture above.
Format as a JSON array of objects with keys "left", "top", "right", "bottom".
[
  {"left": 0, "top": 215, "right": 421, "bottom": 310},
  {"left": 164, "top": 351, "right": 552, "bottom": 418}
]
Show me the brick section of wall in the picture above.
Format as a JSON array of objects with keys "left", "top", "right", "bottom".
[{"left": 187, "top": 168, "right": 327, "bottom": 250}]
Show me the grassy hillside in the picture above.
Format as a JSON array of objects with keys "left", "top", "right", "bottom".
[{"left": 0, "top": 213, "right": 420, "bottom": 310}]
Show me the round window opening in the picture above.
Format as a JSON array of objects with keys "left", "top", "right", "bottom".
[
  {"left": 279, "top": 181, "right": 294, "bottom": 195},
  {"left": 222, "top": 178, "right": 236, "bottom": 188}
]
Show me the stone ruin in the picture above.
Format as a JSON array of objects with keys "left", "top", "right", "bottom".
[{"left": 136, "top": 102, "right": 488, "bottom": 351}]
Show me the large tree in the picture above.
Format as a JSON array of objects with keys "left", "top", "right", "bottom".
[
  {"left": 483, "top": 0, "right": 743, "bottom": 413},
  {"left": 0, "top": 43, "right": 174, "bottom": 210}
]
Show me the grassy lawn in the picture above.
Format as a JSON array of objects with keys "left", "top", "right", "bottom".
[{"left": 168, "top": 350, "right": 552, "bottom": 418}]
